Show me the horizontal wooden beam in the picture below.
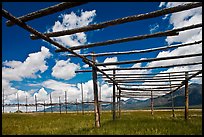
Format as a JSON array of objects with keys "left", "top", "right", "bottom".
[
  {"left": 6, "top": 2, "right": 87, "bottom": 26},
  {"left": 96, "top": 53, "right": 202, "bottom": 66},
  {"left": 67, "top": 40, "right": 202, "bottom": 57},
  {"left": 76, "top": 62, "right": 202, "bottom": 73},
  {"left": 56, "top": 23, "right": 202, "bottom": 52},
  {"left": 120, "top": 87, "right": 173, "bottom": 92},
  {"left": 31, "top": 2, "right": 202, "bottom": 40}
]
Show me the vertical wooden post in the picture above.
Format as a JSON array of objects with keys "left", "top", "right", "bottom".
[
  {"left": 76, "top": 99, "right": 78, "bottom": 114},
  {"left": 185, "top": 72, "right": 189, "bottom": 120},
  {"left": 65, "top": 91, "right": 68, "bottom": 114},
  {"left": 26, "top": 95, "right": 28, "bottom": 113},
  {"left": 17, "top": 92, "right": 19, "bottom": 113},
  {"left": 59, "top": 96, "right": 61, "bottom": 114},
  {"left": 81, "top": 83, "right": 84, "bottom": 115},
  {"left": 169, "top": 73, "right": 175, "bottom": 117},
  {"left": 44, "top": 100, "right": 46, "bottom": 114},
  {"left": 118, "top": 89, "right": 121, "bottom": 118},
  {"left": 151, "top": 91, "right": 153, "bottom": 115},
  {"left": 99, "top": 83, "right": 102, "bottom": 114},
  {"left": 91, "top": 53, "right": 101, "bottom": 128},
  {"left": 3, "top": 88, "right": 4, "bottom": 113},
  {"left": 50, "top": 93, "right": 53, "bottom": 113},
  {"left": 112, "top": 69, "right": 116, "bottom": 120},
  {"left": 35, "top": 95, "right": 37, "bottom": 113}
]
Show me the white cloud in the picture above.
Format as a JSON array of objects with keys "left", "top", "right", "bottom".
[
  {"left": 48, "top": 10, "right": 96, "bottom": 53},
  {"left": 146, "top": 2, "right": 202, "bottom": 85},
  {"left": 51, "top": 58, "right": 80, "bottom": 80},
  {"left": 2, "top": 46, "right": 51, "bottom": 81}
]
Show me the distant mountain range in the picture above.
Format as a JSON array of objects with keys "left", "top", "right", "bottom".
[{"left": 41, "top": 83, "right": 202, "bottom": 112}]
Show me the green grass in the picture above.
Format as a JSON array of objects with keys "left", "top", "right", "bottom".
[{"left": 2, "top": 109, "right": 202, "bottom": 135}]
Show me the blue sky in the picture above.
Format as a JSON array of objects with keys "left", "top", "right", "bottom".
[{"left": 2, "top": 2, "right": 202, "bottom": 111}]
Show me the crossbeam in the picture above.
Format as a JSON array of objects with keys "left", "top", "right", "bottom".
[
  {"left": 96, "top": 53, "right": 202, "bottom": 66},
  {"left": 56, "top": 23, "right": 202, "bottom": 51},
  {"left": 31, "top": 2, "right": 202, "bottom": 40},
  {"left": 6, "top": 2, "right": 87, "bottom": 26}
]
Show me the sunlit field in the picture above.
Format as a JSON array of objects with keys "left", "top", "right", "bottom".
[{"left": 2, "top": 109, "right": 202, "bottom": 135}]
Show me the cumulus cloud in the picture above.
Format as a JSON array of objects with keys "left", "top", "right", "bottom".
[
  {"left": 2, "top": 46, "right": 51, "bottom": 81},
  {"left": 146, "top": 2, "right": 202, "bottom": 84},
  {"left": 47, "top": 10, "right": 96, "bottom": 53},
  {"left": 149, "top": 23, "right": 159, "bottom": 34},
  {"left": 51, "top": 58, "right": 80, "bottom": 80}
]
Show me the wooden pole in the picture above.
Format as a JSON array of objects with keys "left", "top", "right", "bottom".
[
  {"left": 50, "top": 93, "right": 53, "bottom": 113},
  {"left": 99, "top": 83, "right": 102, "bottom": 113},
  {"left": 81, "top": 83, "right": 84, "bottom": 115},
  {"left": 65, "top": 91, "right": 68, "bottom": 114},
  {"left": 59, "top": 96, "right": 61, "bottom": 114},
  {"left": 2, "top": 89, "right": 4, "bottom": 113},
  {"left": 42, "top": 2, "right": 202, "bottom": 40},
  {"left": 169, "top": 73, "right": 175, "bottom": 117},
  {"left": 151, "top": 91, "right": 153, "bottom": 115},
  {"left": 92, "top": 53, "right": 101, "bottom": 128},
  {"left": 119, "top": 89, "right": 121, "bottom": 118},
  {"left": 112, "top": 69, "right": 116, "bottom": 120},
  {"left": 7, "top": 2, "right": 87, "bottom": 27},
  {"left": 35, "top": 95, "right": 37, "bottom": 113},
  {"left": 185, "top": 72, "right": 189, "bottom": 120},
  {"left": 44, "top": 100, "right": 46, "bottom": 114},
  {"left": 76, "top": 99, "right": 78, "bottom": 114},
  {"left": 96, "top": 53, "right": 202, "bottom": 66},
  {"left": 26, "top": 95, "right": 28, "bottom": 113},
  {"left": 17, "top": 92, "right": 19, "bottom": 113}
]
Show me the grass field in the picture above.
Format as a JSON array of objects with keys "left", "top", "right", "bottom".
[{"left": 2, "top": 109, "right": 202, "bottom": 135}]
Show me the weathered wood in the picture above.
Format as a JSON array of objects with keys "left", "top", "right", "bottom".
[
  {"left": 116, "top": 83, "right": 180, "bottom": 87},
  {"left": 32, "top": 2, "right": 202, "bottom": 40},
  {"left": 26, "top": 95, "right": 28, "bottom": 113},
  {"left": 76, "top": 62, "right": 202, "bottom": 72},
  {"left": 65, "top": 91, "right": 68, "bottom": 114},
  {"left": 67, "top": 40, "right": 202, "bottom": 57},
  {"left": 112, "top": 70, "right": 116, "bottom": 120},
  {"left": 81, "top": 83, "right": 84, "bottom": 115},
  {"left": 118, "top": 89, "right": 121, "bottom": 118},
  {"left": 3, "top": 89, "right": 4, "bottom": 113},
  {"left": 155, "top": 70, "right": 202, "bottom": 99},
  {"left": 17, "top": 92, "right": 20, "bottom": 112},
  {"left": 7, "top": 2, "right": 87, "bottom": 26},
  {"left": 151, "top": 91, "right": 153, "bottom": 115},
  {"left": 121, "top": 88, "right": 175, "bottom": 92},
  {"left": 44, "top": 101, "right": 46, "bottom": 114},
  {"left": 50, "top": 93, "right": 53, "bottom": 113},
  {"left": 185, "top": 72, "right": 189, "bottom": 120},
  {"left": 169, "top": 73, "right": 175, "bottom": 118},
  {"left": 35, "top": 95, "right": 37, "bottom": 112},
  {"left": 92, "top": 53, "right": 101, "bottom": 127},
  {"left": 96, "top": 53, "right": 202, "bottom": 66},
  {"left": 59, "top": 96, "right": 61, "bottom": 114},
  {"left": 55, "top": 23, "right": 202, "bottom": 51}
]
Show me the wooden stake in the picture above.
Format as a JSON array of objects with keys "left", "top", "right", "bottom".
[
  {"left": 169, "top": 73, "right": 175, "bottom": 117},
  {"left": 44, "top": 100, "right": 46, "bottom": 114},
  {"left": 151, "top": 91, "right": 153, "bottom": 115},
  {"left": 26, "top": 95, "right": 28, "bottom": 113},
  {"left": 50, "top": 93, "right": 53, "bottom": 113},
  {"left": 112, "top": 69, "right": 116, "bottom": 120},
  {"left": 3, "top": 89, "right": 4, "bottom": 113},
  {"left": 92, "top": 53, "right": 101, "bottom": 127},
  {"left": 81, "top": 83, "right": 84, "bottom": 115},
  {"left": 119, "top": 89, "right": 121, "bottom": 118},
  {"left": 35, "top": 95, "right": 37, "bottom": 113},
  {"left": 59, "top": 96, "right": 61, "bottom": 114},
  {"left": 17, "top": 92, "right": 19, "bottom": 113},
  {"left": 65, "top": 91, "right": 68, "bottom": 114},
  {"left": 185, "top": 72, "right": 189, "bottom": 120}
]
